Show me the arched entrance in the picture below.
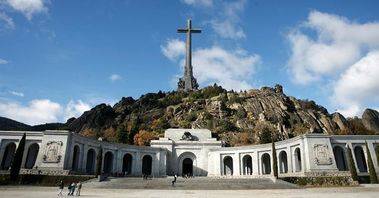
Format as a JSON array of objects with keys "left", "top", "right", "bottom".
[
  {"left": 1, "top": 142, "right": 16, "bottom": 170},
  {"left": 103, "top": 151, "right": 114, "bottom": 174},
  {"left": 333, "top": 146, "right": 348, "bottom": 171},
  {"left": 142, "top": 155, "right": 152, "bottom": 175},
  {"left": 178, "top": 152, "right": 197, "bottom": 176},
  {"left": 86, "top": 149, "right": 96, "bottom": 174},
  {"left": 122, "top": 153, "right": 133, "bottom": 175},
  {"left": 242, "top": 155, "right": 252, "bottom": 175},
  {"left": 24, "top": 143, "right": 39, "bottom": 169},
  {"left": 354, "top": 146, "right": 367, "bottom": 172},
  {"left": 279, "top": 151, "right": 288, "bottom": 173},
  {"left": 72, "top": 145, "right": 80, "bottom": 171},
  {"left": 182, "top": 158, "right": 193, "bottom": 176},
  {"left": 261, "top": 153, "right": 271, "bottom": 174},
  {"left": 223, "top": 156, "right": 233, "bottom": 176},
  {"left": 294, "top": 148, "right": 302, "bottom": 172}
]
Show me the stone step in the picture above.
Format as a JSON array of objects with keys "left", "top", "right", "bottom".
[{"left": 83, "top": 177, "right": 299, "bottom": 190}]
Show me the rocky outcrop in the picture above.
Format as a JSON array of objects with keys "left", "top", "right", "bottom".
[
  {"left": 362, "top": 109, "right": 379, "bottom": 134},
  {"left": 0, "top": 84, "right": 375, "bottom": 145}
]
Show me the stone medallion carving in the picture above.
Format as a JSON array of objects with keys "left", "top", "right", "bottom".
[
  {"left": 43, "top": 141, "right": 63, "bottom": 163},
  {"left": 313, "top": 144, "right": 333, "bottom": 165}
]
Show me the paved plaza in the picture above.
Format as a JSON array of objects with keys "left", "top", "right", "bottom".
[{"left": 1, "top": 185, "right": 379, "bottom": 198}]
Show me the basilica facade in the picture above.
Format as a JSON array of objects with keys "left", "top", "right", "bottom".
[{"left": 1, "top": 129, "right": 379, "bottom": 178}]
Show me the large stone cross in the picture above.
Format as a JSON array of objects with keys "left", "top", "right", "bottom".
[{"left": 177, "top": 19, "right": 201, "bottom": 91}]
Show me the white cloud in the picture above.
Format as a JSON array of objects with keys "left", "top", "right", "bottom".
[
  {"left": 0, "top": 99, "right": 62, "bottom": 125},
  {"left": 161, "top": 39, "right": 185, "bottom": 61},
  {"left": 181, "top": 0, "right": 213, "bottom": 7},
  {"left": 210, "top": 0, "right": 246, "bottom": 40},
  {"left": 287, "top": 11, "right": 379, "bottom": 117},
  {"left": 64, "top": 100, "right": 91, "bottom": 120},
  {"left": 109, "top": 74, "right": 122, "bottom": 82},
  {"left": 287, "top": 10, "right": 379, "bottom": 84},
  {"left": 333, "top": 51, "right": 379, "bottom": 117},
  {"left": 9, "top": 91, "right": 24, "bottom": 97},
  {"left": 181, "top": 0, "right": 246, "bottom": 40},
  {"left": 0, "top": 99, "right": 92, "bottom": 125},
  {"left": 6, "top": 0, "right": 48, "bottom": 20},
  {"left": 162, "top": 39, "right": 260, "bottom": 90},
  {"left": 0, "top": 58, "right": 8, "bottom": 64},
  {"left": 0, "top": 12, "right": 15, "bottom": 29}
]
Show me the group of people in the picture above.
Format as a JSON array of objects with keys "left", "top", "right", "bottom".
[{"left": 57, "top": 181, "right": 82, "bottom": 197}]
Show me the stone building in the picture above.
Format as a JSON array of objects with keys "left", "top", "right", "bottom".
[{"left": 0, "top": 129, "right": 379, "bottom": 178}]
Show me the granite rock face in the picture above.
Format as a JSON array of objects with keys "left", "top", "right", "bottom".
[
  {"left": 362, "top": 109, "right": 379, "bottom": 134},
  {"left": 62, "top": 85, "right": 355, "bottom": 144},
  {"left": 0, "top": 84, "right": 374, "bottom": 145}
]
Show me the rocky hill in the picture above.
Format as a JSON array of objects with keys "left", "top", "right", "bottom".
[
  {"left": 1, "top": 84, "right": 378, "bottom": 146},
  {"left": 65, "top": 84, "right": 378, "bottom": 146}
]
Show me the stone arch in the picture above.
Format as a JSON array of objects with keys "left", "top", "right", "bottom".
[
  {"left": 354, "top": 146, "right": 367, "bottom": 172},
  {"left": 103, "top": 151, "right": 114, "bottom": 174},
  {"left": 178, "top": 152, "right": 196, "bottom": 176},
  {"left": 122, "top": 153, "right": 133, "bottom": 175},
  {"left": 242, "top": 155, "right": 252, "bottom": 175},
  {"left": 1, "top": 142, "right": 16, "bottom": 170},
  {"left": 223, "top": 156, "right": 233, "bottom": 176},
  {"left": 86, "top": 149, "right": 96, "bottom": 174},
  {"left": 142, "top": 155, "right": 152, "bottom": 176},
  {"left": 279, "top": 151, "right": 288, "bottom": 173},
  {"left": 24, "top": 143, "right": 39, "bottom": 169},
  {"left": 72, "top": 145, "right": 80, "bottom": 171},
  {"left": 294, "top": 147, "right": 302, "bottom": 172},
  {"left": 261, "top": 153, "right": 271, "bottom": 174},
  {"left": 333, "top": 146, "right": 348, "bottom": 171}
]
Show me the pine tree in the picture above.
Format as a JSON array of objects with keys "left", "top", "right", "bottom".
[
  {"left": 95, "top": 146, "right": 103, "bottom": 177},
  {"left": 272, "top": 139, "right": 278, "bottom": 179},
  {"left": 365, "top": 141, "right": 378, "bottom": 183},
  {"left": 346, "top": 145, "right": 358, "bottom": 182},
  {"left": 10, "top": 133, "right": 26, "bottom": 181}
]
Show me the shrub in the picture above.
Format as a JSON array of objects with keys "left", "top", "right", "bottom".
[
  {"left": 10, "top": 133, "right": 26, "bottom": 181},
  {"left": 365, "top": 141, "right": 378, "bottom": 183},
  {"left": 95, "top": 146, "right": 103, "bottom": 177},
  {"left": 255, "top": 122, "right": 276, "bottom": 144},
  {"left": 272, "top": 140, "right": 278, "bottom": 179},
  {"left": 133, "top": 130, "right": 158, "bottom": 146}
]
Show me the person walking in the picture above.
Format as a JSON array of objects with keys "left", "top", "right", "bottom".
[
  {"left": 57, "top": 180, "right": 64, "bottom": 197},
  {"left": 68, "top": 182, "right": 76, "bottom": 196},
  {"left": 76, "top": 181, "right": 82, "bottom": 196},
  {"left": 171, "top": 174, "right": 177, "bottom": 187}
]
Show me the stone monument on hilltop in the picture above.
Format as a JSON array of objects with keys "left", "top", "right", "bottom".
[{"left": 177, "top": 19, "right": 200, "bottom": 91}]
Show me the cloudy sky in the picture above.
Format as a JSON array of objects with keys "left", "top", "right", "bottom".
[{"left": 0, "top": 0, "right": 378, "bottom": 125}]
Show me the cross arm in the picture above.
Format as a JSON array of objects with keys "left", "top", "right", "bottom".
[
  {"left": 177, "top": 29, "right": 188, "bottom": 33},
  {"left": 190, "top": 29, "right": 202, "bottom": 33}
]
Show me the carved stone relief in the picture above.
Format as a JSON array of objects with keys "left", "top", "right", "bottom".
[
  {"left": 43, "top": 141, "right": 63, "bottom": 163},
  {"left": 313, "top": 144, "right": 333, "bottom": 165}
]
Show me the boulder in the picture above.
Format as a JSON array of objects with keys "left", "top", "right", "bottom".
[{"left": 362, "top": 109, "right": 379, "bottom": 134}]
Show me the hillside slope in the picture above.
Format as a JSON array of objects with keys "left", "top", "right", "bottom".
[{"left": 1, "top": 84, "right": 377, "bottom": 146}]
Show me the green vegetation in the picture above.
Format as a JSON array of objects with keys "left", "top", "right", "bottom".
[
  {"left": 346, "top": 146, "right": 358, "bottom": 182},
  {"left": 95, "top": 146, "right": 103, "bottom": 177},
  {"left": 365, "top": 141, "right": 378, "bottom": 183},
  {"left": 272, "top": 140, "right": 278, "bottom": 179},
  {"left": 10, "top": 133, "right": 26, "bottom": 181}
]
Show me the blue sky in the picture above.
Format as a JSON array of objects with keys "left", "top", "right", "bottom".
[{"left": 0, "top": 0, "right": 379, "bottom": 125}]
